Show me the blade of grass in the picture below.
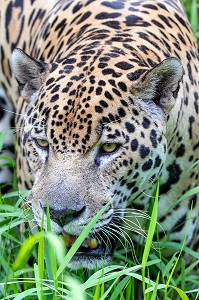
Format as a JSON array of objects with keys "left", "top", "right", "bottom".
[
  {"left": 34, "top": 263, "right": 42, "bottom": 300},
  {"left": 109, "top": 276, "right": 130, "bottom": 300},
  {"left": 0, "top": 132, "right": 6, "bottom": 152},
  {"left": 142, "top": 179, "right": 159, "bottom": 299},
  {"left": 65, "top": 276, "right": 86, "bottom": 300},
  {"left": 12, "top": 233, "right": 42, "bottom": 271},
  {"left": 0, "top": 219, "right": 25, "bottom": 235},
  {"left": 190, "top": 0, "right": 198, "bottom": 34},
  {"left": 166, "top": 186, "right": 199, "bottom": 213},
  {"left": 170, "top": 286, "right": 189, "bottom": 300},
  {"left": 12, "top": 287, "right": 40, "bottom": 300},
  {"left": 38, "top": 215, "right": 45, "bottom": 299},
  {"left": 125, "top": 277, "right": 134, "bottom": 300},
  {"left": 44, "top": 197, "right": 58, "bottom": 300},
  {"left": 93, "top": 279, "right": 101, "bottom": 300},
  {"left": 150, "top": 272, "right": 160, "bottom": 300}
]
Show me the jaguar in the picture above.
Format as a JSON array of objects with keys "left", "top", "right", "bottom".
[{"left": 0, "top": 0, "right": 199, "bottom": 269}]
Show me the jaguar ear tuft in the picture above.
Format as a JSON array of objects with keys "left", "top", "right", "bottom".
[
  {"left": 11, "top": 48, "right": 49, "bottom": 101},
  {"left": 133, "top": 57, "right": 184, "bottom": 113}
]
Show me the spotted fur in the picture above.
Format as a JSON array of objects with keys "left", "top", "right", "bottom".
[{"left": 0, "top": 0, "right": 199, "bottom": 269}]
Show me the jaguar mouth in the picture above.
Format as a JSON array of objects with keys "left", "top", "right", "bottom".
[{"left": 60, "top": 230, "right": 117, "bottom": 257}]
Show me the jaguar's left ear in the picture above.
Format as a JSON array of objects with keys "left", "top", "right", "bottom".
[
  {"left": 11, "top": 48, "right": 49, "bottom": 101},
  {"left": 132, "top": 57, "right": 184, "bottom": 113}
]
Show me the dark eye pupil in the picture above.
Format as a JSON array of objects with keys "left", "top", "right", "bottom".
[{"left": 106, "top": 143, "right": 112, "bottom": 148}]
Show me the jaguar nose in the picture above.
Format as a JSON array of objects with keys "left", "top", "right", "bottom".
[{"left": 43, "top": 206, "right": 86, "bottom": 227}]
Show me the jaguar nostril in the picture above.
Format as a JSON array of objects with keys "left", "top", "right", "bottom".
[
  {"left": 43, "top": 205, "right": 86, "bottom": 227},
  {"left": 71, "top": 205, "right": 86, "bottom": 219}
]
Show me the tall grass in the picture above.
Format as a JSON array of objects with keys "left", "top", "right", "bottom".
[
  {"left": 183, "top": 0, "right": 199, "bottom": 41},
  {"left": 0, "top": 1, "right": 199, "bottom": 299},
  {"left": 1, "top": 181, "right": 198, "bottom": 299}
]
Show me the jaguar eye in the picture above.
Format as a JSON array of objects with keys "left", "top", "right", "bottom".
[
  {"left": 35, "top": 139, "right": 49, "bottom": 150},
  {"left": 100, "top": 143, "right": 119, "bottom": 154}
]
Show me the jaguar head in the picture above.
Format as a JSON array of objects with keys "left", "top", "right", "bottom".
[{"left": 11, "top": 48, "right": 183, "bottom": 268}]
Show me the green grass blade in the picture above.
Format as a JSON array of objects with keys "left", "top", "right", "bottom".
[
  {"left": 125, "top": 277, "right": 134, "bottom": 300},
  {"left": 44, "top": 197, "right": 59, "bottom": 299},
  {"left": 142, "top": 180, "right": 159, "bottom": 299},
  {"left": 184, "top": 159, "right": 199, "bottom": 175},
  {"left": 166, "top": 186, "right": 199, "bottom": 213},
  {"left": 0, "top": 132, "right": 6, "bottom": 152},
  {"left": 190, "top": 0, "right": 198, "bottom": 33},
  {"left": 34, "top": 263, "right": 44, "bottom": 300},
  {"left": 109, "top": 276, "right": 130, "bottom": 300},
  {"left": 171, "top": 286, "right": 189, "bottom": 300},
  {"left": 150, "top": 272, "right": 160, "bottom": 300},
  {"left": 45, "top": 232, "right": 65, "bottom": 267},
  {"left": 65, "top": 276, "right": 86, "bottom": 300},
  {"left": 12, "top": 233, "right": 42, "bottom": 271},
  {"left": 38, "top": 232, "right": 45, "bottom": 297},
  {"left": 0, "top": 219, "right": 25, "bottom": 235},
  {"left": 99, "top": 278, "right": 121, "bottom": 300},
  {"left": 12, "top": 287, "right": 39, "bottom": 300},
  {"left": 1, "top": 190, "right": 31, "bottom": 200},
  {"left": 93, "top": 279, "right": 101, "bottom": 300}
]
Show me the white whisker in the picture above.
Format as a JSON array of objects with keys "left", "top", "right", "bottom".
[{"left": 106, "top": 222, "right": 139, "bottom": 264}]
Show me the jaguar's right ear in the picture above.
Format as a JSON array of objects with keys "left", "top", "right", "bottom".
[{"left": 11, "top": 48, "right": 49, "bottom": 101}]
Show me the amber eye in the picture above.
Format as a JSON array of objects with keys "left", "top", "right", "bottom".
[
  {"left": 35, "top": 139, "right": 49, "bottom": 149},
  {"left": 100, "top": 143, "right": 119, "bottom": 154}
]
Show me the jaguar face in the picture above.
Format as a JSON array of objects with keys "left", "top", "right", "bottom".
[{"left": 12, "top": 48, "right": 183, "bottom": 268}]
